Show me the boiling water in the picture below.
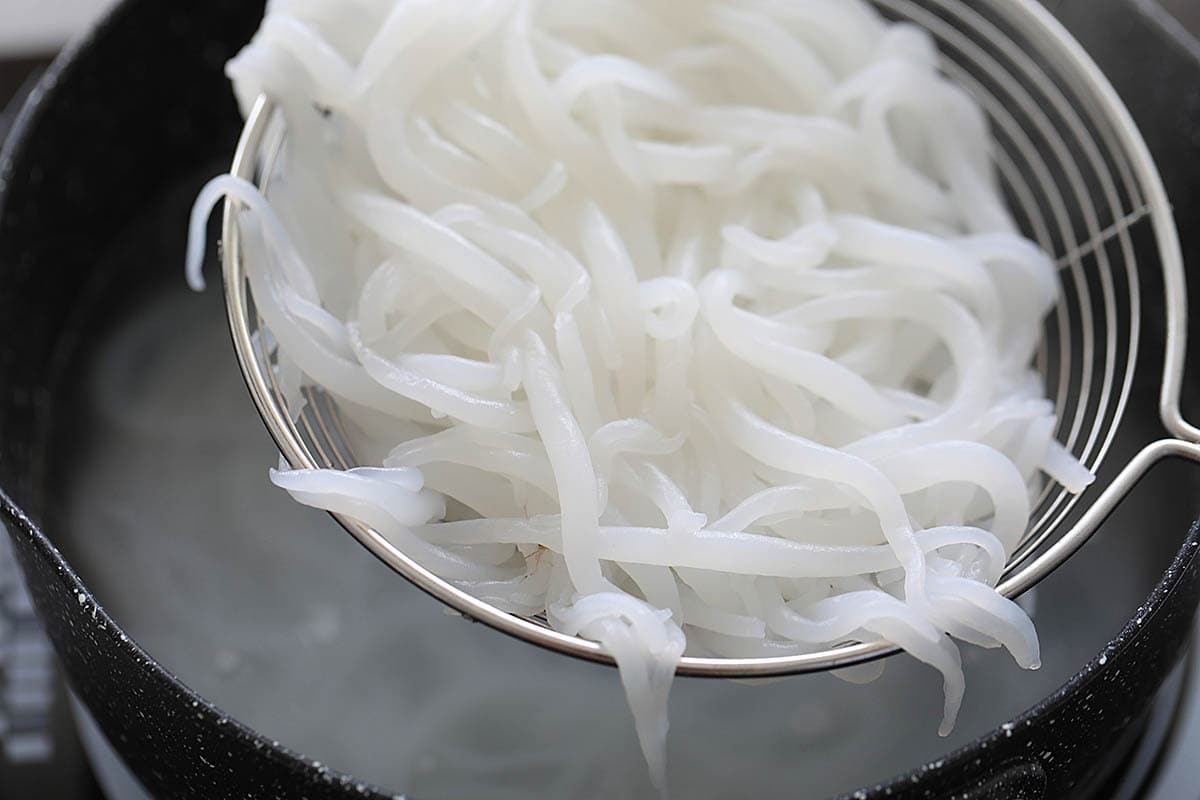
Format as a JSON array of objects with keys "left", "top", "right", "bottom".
[{"left": 43, "top": 191, "right": 1191, "bottom": 799}]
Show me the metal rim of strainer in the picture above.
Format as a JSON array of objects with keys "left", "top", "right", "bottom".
[{"left": 220, "top": 0, "right": 1200, "bottom": 677}]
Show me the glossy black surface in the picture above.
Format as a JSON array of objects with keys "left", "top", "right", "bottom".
[{"left": 0, "top": 50, "right": 110, "bottom": 800}]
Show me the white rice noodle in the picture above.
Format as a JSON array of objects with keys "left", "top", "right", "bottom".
[{"left": 192, "top": 0, "right": 1094, "bottom": 789}]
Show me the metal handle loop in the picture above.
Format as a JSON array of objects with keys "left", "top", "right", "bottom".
[{"left": 999, "top": 438, "right": 1200, "bottom": 598}]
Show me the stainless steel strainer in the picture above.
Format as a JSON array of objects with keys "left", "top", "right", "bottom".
[{"left": 219, "top": 0, "right": 1200, "bottom": 677}]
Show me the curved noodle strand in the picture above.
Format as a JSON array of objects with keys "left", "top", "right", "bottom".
[{"left": 190, "top": 0, "right": 1090, "bottom": 788}]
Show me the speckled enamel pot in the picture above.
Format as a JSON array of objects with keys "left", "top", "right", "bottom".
[
  {"left": 836, "top": 521, "right": 1200, "bottom": 800},
  {"left": 3, "top": 2, "right": 1200, "bottom": 799}
]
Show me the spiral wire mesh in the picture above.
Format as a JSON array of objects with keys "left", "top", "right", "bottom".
[{"left": 222, "top": 0, "right": 1189, "bottom": 676}]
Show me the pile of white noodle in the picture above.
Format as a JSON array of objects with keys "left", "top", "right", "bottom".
[{"left": 188, "top": 0, "right": 1093, "bottom": 792}]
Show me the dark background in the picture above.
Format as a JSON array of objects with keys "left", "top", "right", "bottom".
[{"left": 1161, "top": 0, "right": 1200, "bottom": 30}]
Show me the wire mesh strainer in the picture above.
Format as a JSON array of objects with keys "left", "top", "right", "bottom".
[{"left": 219, "top": 0, "right": 1200, "bottom": 677}]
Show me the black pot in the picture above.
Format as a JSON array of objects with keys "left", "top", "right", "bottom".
[{"left": 2, "top": 2, "right": 1200, "bottom": 799}]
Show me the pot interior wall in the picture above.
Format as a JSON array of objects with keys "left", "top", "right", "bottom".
[{"left": 31, "top": 168, "right": 1200, "bottom": 800}]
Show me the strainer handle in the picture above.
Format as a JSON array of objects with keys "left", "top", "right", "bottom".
[
  {"left": 998, "top": 439, "right": 1200, "bottom": 598},
  {"left": 1150, "top": 156, "right": 1199, "bottom": 443}
]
